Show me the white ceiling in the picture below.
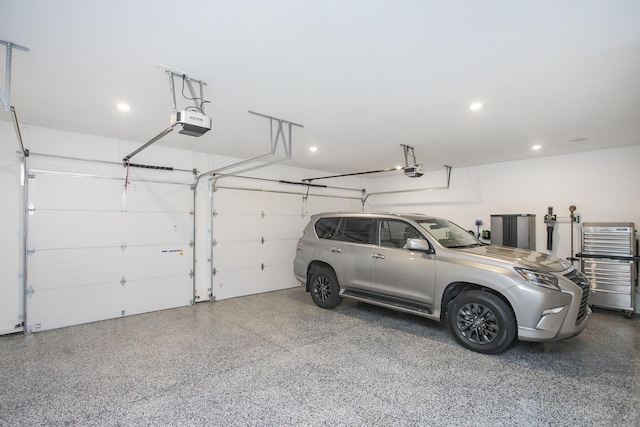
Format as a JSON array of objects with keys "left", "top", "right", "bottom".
[{"left": 2, "top": 0, "right": 639, "bottom": 175}]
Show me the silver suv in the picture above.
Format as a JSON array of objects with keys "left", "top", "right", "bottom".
[{"left": 293, "top": 212, "right": 591, "bottom": 354}]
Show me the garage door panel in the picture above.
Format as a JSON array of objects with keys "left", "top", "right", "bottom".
[
  {"left": 30, "top": 174, "right": 123, "bottom": 211},
  {"left": 212, "top": 214, "right": 262, "bottom": 242},
  {"left": 27, "top": 283, "right": 122, "bottom": 332},
  {"left": 261, "top": 214, "right": 306, "bottom": 237},
  {"left": 213, "top": 214, "right": 305, "bottom": 242},
  {"left": 28, "top": 248, "right": 124, "bottom": 290},
  {"left": 121, "top": 276, "right": 192, "bottom": 315},
  {"left": 213, "top": 266, "right": 298, "bottom": 301},
  {"left": 29, "top": 210, "right": 192, "bottom": 249},
  {"left": 213, "top": 190, "right": 265, "bottom": 214},
  {"left": 29, "top": 210, "right": 123, "bottom": 249},
  {"left": 213, "top": 268, "right": 265, "bottom": 300},
  {"left": 121, "top": 245, "right": 192, "bottom": 281},
  {"left": 124, "top": 182, "right": 192, "bottom": 212},
  {"left": 262, "top": 227, "right": 303, "bottom": 242},
  {"left": 28, "top": 246, "right": 191, "bottom": 288},
  {"left": 264, "top": 264, "right": 300, "bottom": 290},
  {"left": 212, "top": 241, "right": 262, "bottom": 271},
  {"left": 262, "top": 240, "right": 298, "bottom": 265},
  {"left": 122, "top": 212, "right": 193, "bottom": 245},
  {"left": 261, "top": 193, "right": 301, "bottom": 215}
]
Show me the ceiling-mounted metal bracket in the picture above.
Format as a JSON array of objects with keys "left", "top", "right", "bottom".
[
  {"left": 248, "top": 110, "right": 303, "bottom": 161},
  {"left": 1, "top": 40, "right": 29, "bottom": 111},
  {"left": 401, "top": 144, "right": 417, "bottom": 167},
  {"left": 166, "top": 69, "right": 208, "bottom": 113},
  {"left": 443, "top": 165, "right": 452, "bottom": 187}
]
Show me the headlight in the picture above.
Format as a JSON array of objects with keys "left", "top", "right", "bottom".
[
  {"left": 558, "top": 258, "right": 574, "bottom": 272},
  {"left": 514, "top": 267, "right": 561, "bottom": 291}
]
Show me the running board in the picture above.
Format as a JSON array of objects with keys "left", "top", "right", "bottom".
[{"left": 340, "top": 289, "right": 434, "bottom": 317}]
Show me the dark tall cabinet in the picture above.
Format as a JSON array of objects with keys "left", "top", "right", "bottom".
[{"left": 490, "top": 214, "right": 536, "bottom": 250}]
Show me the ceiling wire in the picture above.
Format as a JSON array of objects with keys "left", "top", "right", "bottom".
[{"left": 181, "top": 75, "right": 210, "bottom": 113}]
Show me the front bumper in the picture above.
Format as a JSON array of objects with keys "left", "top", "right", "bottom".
[
  {"left": 518, "top": 305, "right": 591, "bottom": 342},
  {"left": 504, "top": 274, "right": 591, "bottom": 342}
]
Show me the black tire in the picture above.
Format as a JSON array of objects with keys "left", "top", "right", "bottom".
[
  {"left": 448, "top": 290, "right": 516, "bottom": 354},
  {"left": 309, "top": 267, "right": 342, "bottom": 309}
]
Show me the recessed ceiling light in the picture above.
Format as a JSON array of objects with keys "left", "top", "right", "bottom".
[
  {"left": 117, "top": 103, "right": 130, "bottom": 111},
  {"left": 531, "top": 145, "right": 542, "bottom": 151},
  {"left": 469, "top": 102, "right": 483, "bottom": 111},
  {"left": 309, "top": 146, "right": 318, "bottom": 152}
]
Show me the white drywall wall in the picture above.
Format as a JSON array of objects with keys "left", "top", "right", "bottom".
[
  {"left": 0, "top": 121, "right": 23, "bottom": 334},
  {"left": 363, "top": 145, "right": 640, "bottom": 261}
]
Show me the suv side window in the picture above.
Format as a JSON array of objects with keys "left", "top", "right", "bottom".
[
  {"left": 378, "top": 219, "right": 423, "bottom": 248},
  {"left": 315, "top": 217, "right": 341, "bottom": 239},
  {"left": 339, "top": 218, "right": 373, "bottom": 244}
]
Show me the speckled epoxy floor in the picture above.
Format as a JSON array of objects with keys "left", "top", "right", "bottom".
[{"left": 0, "top": 286, "right": 638, "bottom": 426}]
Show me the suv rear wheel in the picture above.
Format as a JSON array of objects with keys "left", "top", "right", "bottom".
[
  {"left": 448, "top": 290, "right": 516, "bottom": 354},
  {"left": 309, "top": 267, "right": 342, "bottom": 309}
]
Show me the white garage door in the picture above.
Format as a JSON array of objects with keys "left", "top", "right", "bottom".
[
  {"left": 208, "top": 184, "right": 364, "bottom": 300},
  {"left": 25, "top": 171, "right": 194, "bottom": 332},
  {"left": 210, "top": 189, "right": 307, "bottom": 300}
]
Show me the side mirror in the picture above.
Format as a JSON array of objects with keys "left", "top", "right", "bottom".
[{"left": 403, "top": 238, "right": 435, "bottom": 254}]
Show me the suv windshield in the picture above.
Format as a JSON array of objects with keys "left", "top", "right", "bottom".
[{"left": 416, "top": 218, "right": 481, "bottom": 248}]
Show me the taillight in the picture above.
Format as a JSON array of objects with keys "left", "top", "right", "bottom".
[{"left": 296, "top": 233, "right": 304, "bottom": 251}]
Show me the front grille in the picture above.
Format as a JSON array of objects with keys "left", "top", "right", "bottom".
[{"left": 565, "top": 269, "right": 590, "bottom": 323}]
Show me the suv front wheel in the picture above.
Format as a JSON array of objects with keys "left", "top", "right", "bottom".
[
  {"left": 309, "top": 267, "right": 342, "bottom": 309},
  {"left": 448, "top": 290, "right": 516, "bottom": 354}
]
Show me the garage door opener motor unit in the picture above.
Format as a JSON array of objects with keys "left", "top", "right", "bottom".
[
  {"left": 123, "top": 69, "right": 212, "bottom": 164},
  {"left": 401, "top": 144, "right": 424, "bottom": 178},
  {"left": 171, "top": 109, "right": 211, "bottom": 137}
]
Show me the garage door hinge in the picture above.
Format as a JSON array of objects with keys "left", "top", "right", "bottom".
[
  {"left": 120, "top": 242, "right": 127, "bottom": 252},
  {"left": 212, "top": 238, "right": 217, "bottom": 247},
  {"left": 27, "top": 203, "right": 35, "bottom": 215},
  {"left": 261, "top": 237, "right": 265, "bottom": 245},
  {"left": 120, "top": 276, "right": 126, "bottom": 287},
  {"left": 189, "top": 239, "right": 194, "bottom": 248},
  {"left": 261, "top": 263, "right": 265, "bottom": 271},
  {"left": 25, "top": 286, "right": 34, "bottom": 298},
  {"left": 212, "top": 210, "right": 218, "bottom": 217},
  {"left": 26, "top": 246, "right": 35, "bottom": 256},
  {"left": 212, "top": 268, "right": 217, "bottom": 276},
  {"left": 189, "top": 270, "right": 194, "bottom": 279},
  {"left": 261, "top": 211, "right": 265, "bottom": 218}
]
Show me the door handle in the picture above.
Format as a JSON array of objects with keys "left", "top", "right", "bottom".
[
  {"left": 372, "top": 253, "right": 385, "bottom": 259},
  {"left": 329, "top": 247, "right": 342, "bottom": 253}
]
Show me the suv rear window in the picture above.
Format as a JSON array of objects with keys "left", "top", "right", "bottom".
[
  {"left": 315, "top": 217, "right": 340, "bottom": 239},
  {"left": 314, "top": 217, "right": 373, "bottom": 244}
]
